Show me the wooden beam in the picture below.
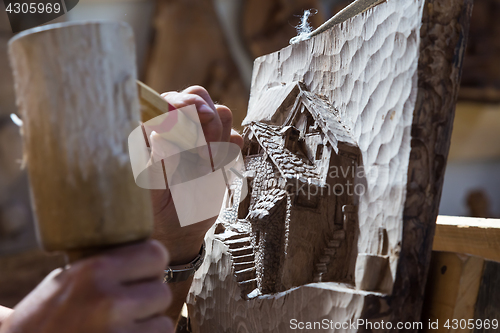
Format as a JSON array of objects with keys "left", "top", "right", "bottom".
[
  {"left": 433, "top": 216, "right": 500, "bottom": 263},
  {"left": 137, "top": 80, "right": 199, "bottom": 153}
]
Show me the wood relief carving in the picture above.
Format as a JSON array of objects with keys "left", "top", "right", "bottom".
[
  {"left": 187, "top": 0, "right": 472, "bottom": 331},
  {"left": 235, "top": 83, "right": 362, "bottom": 296}
]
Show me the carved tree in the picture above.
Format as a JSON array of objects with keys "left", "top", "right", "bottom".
[{"left": 187, "top": 0, "right": 472, "bottom": 331}]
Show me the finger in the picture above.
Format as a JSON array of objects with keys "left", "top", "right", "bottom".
[
  {"left": 133, "top": 316, "right": 175, "bottom": 333},
  {"left": 179, "top": 86, "right": 223, "bottom": 143},
  {"left": 215, "top": 105, "right": 232, "bottom": 143},
  {"left": 199, "top": 105, "right": 222, "bottom": 144},
  {"left": 182, "top": 85, "right": 217, "bottom": 111},
  {"left": 111, "top": 281, "right": 171, "bottom": 322},
  {"left": 161, "top": 91, "right": 222, "bottom": 143},
  {"left": 230, "top": 129, "right": 244, "bottom": 149},
  {"left": 161, "top": 91, "right": 215, "bottom": 124},
  {"left": 80, "top": 240, "right": 169, "bottom": 283}
]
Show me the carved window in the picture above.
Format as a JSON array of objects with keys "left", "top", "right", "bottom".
[
  {"left": 247, "top": 139, "right": 260, "bottom": 156},
  {"left": 316, "top": 144, "right": 324, "bottom": 160},
  {"left": 306, "top": 113, "right": 315, "bottom": 132},
  {"left": 295, "top": 112, "right": 308, "bottom": 134},
  {"left": 284, "top": 126, "right": 301, "bottom": 152},
  {"left": 238, "top": 178, "right": 252, "bottom": 219},
  {"left": 296, "top": 110, "right": 317, "bottom": 136}
]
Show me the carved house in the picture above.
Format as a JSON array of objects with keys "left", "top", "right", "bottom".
[{"left": 221, "top": 83, "right": 363, "bottom": 296}]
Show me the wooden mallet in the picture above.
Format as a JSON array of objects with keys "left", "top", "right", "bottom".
[{"left": 8, "top": 21, "right": 158, "bottom": 261}]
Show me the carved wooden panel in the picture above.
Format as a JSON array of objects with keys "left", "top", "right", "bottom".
[{"left": 187, "top": 0, "right": 472, "bottom": 331}]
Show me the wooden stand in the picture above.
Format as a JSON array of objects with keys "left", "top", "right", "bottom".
[
  {"left": 8, "top": 22, "right": 153, "bottom": 256},
  {"left": 187, "top": 0, "right": 473, "bottom": 331},
  {"left": 423, "top": 216, "right": 500, "bottom": 333}
]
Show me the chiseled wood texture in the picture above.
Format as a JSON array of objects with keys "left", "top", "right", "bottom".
[
  {"left": 422, "top": 252, "right": 484, "bottom": 333},
  {"left": 187, "top": 0, "right": 471, "bottom": 331},
  {"left": 243, "top": 0, "right": 424, "bottom": 285},
  {"left": 387, "top": 0, "right": 473, "bottom": 327},
  {"left": 433, "top": 216, "right": 500, "bottom": 263},
  {"left": 8, "top": 22, "right": 153, "bottom": 253}
]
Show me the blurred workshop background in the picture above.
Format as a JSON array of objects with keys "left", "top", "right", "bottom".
[{"left": 0, "top": 0, "right": 499, "bottom": 308}]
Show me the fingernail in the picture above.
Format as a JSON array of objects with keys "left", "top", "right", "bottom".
[{"left": 199, "top": 104, "right": 213, "bottom": 114}]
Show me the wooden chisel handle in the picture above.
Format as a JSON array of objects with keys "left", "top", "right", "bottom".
[{"left": 137, "top": 81, "right": 200, "bottom": 152}]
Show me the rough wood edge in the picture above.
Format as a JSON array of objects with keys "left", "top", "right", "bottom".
[{"left": 361, "top": 0, "right": 474, "bottom": 328}]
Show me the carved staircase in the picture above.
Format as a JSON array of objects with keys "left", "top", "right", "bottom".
[
  {"left": 225, "top": 232, "right": 258, "bottom": 297},
  {"left": 313, "top": 204, "right": 355, "bottom": 282},
  {"left": 313, "top": 229, "right": 347, "bottom": 282}
]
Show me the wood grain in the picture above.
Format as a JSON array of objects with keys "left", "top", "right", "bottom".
[
  {"left": 380, "top": 0, "right": 473, "bottom": 326},
  {"left": 8, "top": 22, "right": 154, "bottom": 253},
  {"left": 433, "top": 216, "right": 500, "bottom": 263},
  {"left": 422, "top": 252, "right": 484, "bottom": 333}
]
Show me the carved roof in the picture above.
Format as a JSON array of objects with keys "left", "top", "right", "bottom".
[
  {"left": 243, "top": 82, "right": 360, "bottom": 185},
  {"left": 247, "top": 187, "right": 288, "bottom": 220},
  {"left": 244, "top": 82, "right": 357, "bottom": 154},
  {"left": 291, "top": 88, "right": 357, "bottom": 152},
  {"left": 248, "top": 122, "right": 322, "bottom": 182}
]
